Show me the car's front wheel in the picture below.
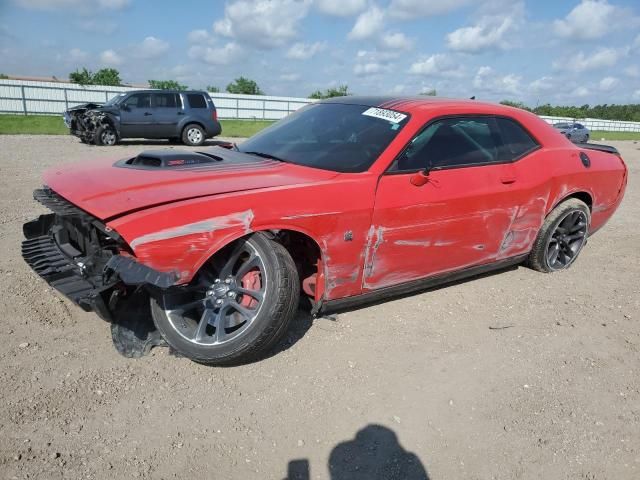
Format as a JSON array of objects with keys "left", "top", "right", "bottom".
[
  {"left": 527, "top": 198, "right": 590, "bottom": 273},
  {"left": 95, "top": 124, "right": 118, "bottom": 146},
  {"left": 150, "top": 233, "right": 300, "bottom": 365},
  {"left": 182, "top": 124, "right": 206, "bottom": 146}
]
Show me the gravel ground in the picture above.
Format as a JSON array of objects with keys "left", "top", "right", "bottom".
[{"left": 0, "top": 135, "right": 639, "bottom": 480}]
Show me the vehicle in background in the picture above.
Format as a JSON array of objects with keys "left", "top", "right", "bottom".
[
  {"left": 553, "top": 122, "right": 590, "bottom": 143},
  {"left": 63, "top": 90, "right": 222, "bottom": 146}
]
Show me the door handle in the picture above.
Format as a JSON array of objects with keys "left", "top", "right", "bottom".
[
  {"left": 144, "top": 112, "right": 152, "bottom": 116},
  {"left": 500, "top": 176, "right": 516, "bottom": 184},
  {"left": 177, "top": 112, "right": 185, "bottom": 115}
]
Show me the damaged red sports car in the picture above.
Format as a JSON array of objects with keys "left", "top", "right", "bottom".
[{"left": 22, "top": 97, "right": 627, "bottom": 365}]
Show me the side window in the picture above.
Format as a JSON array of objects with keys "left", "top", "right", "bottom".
[
  {"left": 187, "top": 94, "right": 207, "bottom": 109},
  {"left": 495, "top": 118, "right": 539, "bottom": 160},
  {"left": 392, "top": 117, "right": 502, "bottom": 171},
  {"left": 123, "top": 93, "right": 151, "bottom": 109},
  {"left": 154, "top": 93, "right": 177, "bottom": 108},
  {"left": 575, "top": 123, "right": 584, "bottom": 129}
]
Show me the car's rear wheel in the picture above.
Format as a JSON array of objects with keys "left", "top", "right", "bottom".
[
  {"left": 527, "top": 198, "right": 590, "bottom": 273},
  {"left": 95, "top": 124, "right": 118, "bottom": 146},
  {"left": 182, "top": 124, "right": 206, "bottom": 146},
  {"left": 150, "top": 233, "right": 300, "bottom": 365}
]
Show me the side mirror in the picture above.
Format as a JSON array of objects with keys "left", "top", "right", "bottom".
[{"left": 410, "top": 169, "right": 430, "bottom": 186}]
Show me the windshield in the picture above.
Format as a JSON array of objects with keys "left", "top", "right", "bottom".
[
  {"left": 104, "top": 93, "right": 126, "bottom": 106},
  {"left": 238, "top": 103, "right": 409, "bottom": 173}
]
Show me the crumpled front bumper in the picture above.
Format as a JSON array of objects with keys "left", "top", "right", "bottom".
[{"left": 22, "top": 188, "right": 177, "bottom": 321}]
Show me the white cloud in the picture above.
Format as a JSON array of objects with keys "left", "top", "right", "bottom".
[
  {"left": 575, "top": 86, "right": 590, "bottom": 97},
  {"left": 529, "top": 76, "right": 554, "bottom": 93},
  {"left": 388, "top": 0, "right": 472, "bottom": 20},
  {"left": 408, "top": 53, "right": 464, "bottom": 78},
  {"left": 473, "top": 66, "right": 521, "bottom": 95},
  {"left": 188, "top": 42, "right": 243, "bottom": 65},
  {"left": 446, "top": 3, "right": 523, "bottom": 53},
  {"left": 213, "top": 0, "right": 311, "bottom": 49},
  {"left": 12, "top": 0, "right": 129, "bottom": 10},
  {"left": 633, "top": 89, "right": 640, "bottom": 100},
  {"left": 380, "top": 32, "right": 413, "bottom": 50},
  {"left": 187, "top": 29, "right": 211, "bottom": 43},
  {"left": 315, "top": 0, "right": 366, "bottom": 16},
  {"left": 553, "top": 48, "right": 621, "bottom": 72},
  {"left": 133, "top": 36, "right": 169, "bottom": 59},
  {"left": 280, "top": 73, "right": 301, "bottom": 82},
  {"left": 390, "top": 84, "right": 406, "bottom": 94},
  {"left": 553, "top": 0, "right": 619, "bottom": 40},
  {"left": 286, "top": 41, "right": 327, "bottom": 60},
  {"left": 348, "top": 6, "right": 384, "bottom": 40},
  {"left": 99, "top": 49, "right": 122, "bottom": 66},
  {"left": 624, "top": 65, "right": 639, "bottom": 78},
  {"left": 599, "top": 76, "right": 619, "bottom": 91},
  {"left": 354, "top": 62, "right": 387, "bottom": 76},
  {"left": 68, "top": 48, "right": 88, "bottom": 62}
]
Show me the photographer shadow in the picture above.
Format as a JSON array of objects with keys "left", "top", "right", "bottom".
[{"left": 285, "top": 424, "right": 430, "bottom": 480}]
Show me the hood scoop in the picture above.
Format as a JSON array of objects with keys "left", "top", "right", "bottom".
[{"left": 116, "top": 150, "right": 224, "bottom": 170}]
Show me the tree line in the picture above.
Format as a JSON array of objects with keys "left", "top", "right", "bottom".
[{"left": 500, "top": 100, "right": 640, "bottom": 122}]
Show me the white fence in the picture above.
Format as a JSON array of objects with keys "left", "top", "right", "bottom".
[
  {"left": 0, "top": 79, "right": 313, "bottom": 120},
  {"left": 1, "top": 79, "right": 640, "bottom": 130},
  {"left": 539, "top": 115, "right": 640, "bottom": 133}
]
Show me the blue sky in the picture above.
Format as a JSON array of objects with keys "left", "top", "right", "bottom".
[{"left": 1, "top": 0, "right": 639, "bottom": 105}]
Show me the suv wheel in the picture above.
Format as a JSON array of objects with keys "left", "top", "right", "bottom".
[
  {"left": 182, "top": 124, "right": 206, "bottom": 146},
  {"left": 95, "top": 124, "right": 117, "bottom": 146},
  {"left": 150, "top": 233, "right": 300, "bottom": 365}
]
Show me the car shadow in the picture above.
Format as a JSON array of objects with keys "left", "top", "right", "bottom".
[{"left": 284, "top": 424, "right": 430, "bottom": 480}]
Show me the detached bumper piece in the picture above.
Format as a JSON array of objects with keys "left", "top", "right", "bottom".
[
  {"left": 22, "top": 229, "right": 114, "bottom": 319},
  {"left": 22, "top": 187, "right": 177, "bottom": 321}
]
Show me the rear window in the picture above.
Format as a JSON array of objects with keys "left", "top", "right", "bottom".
[
  {"left": 154, "top": 93, "right": 178, "bottom": 108},
  {"left": 496, "top": 118, "right": 539, "bottom": 159},
  {"left": 187, "top": 94, "right": 207, "bottom": 109}
]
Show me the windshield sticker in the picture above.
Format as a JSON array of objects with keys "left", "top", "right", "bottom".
[{"left": 362, "top": 107, "right": 407, "bottom": 124}]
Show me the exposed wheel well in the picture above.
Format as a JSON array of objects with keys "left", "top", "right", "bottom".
[
  {"left": 268, "top": 230, "right": 322, "bottom": 300},
  {"left": 560, "top": 191, "right": 593, "bottom": 211}
]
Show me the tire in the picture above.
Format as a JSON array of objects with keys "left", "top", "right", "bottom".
[
  {"left": 181, "top": 124, "right": 206, "bottom": 146},
  {"left": 150, "top": 233, "right": 300, "bottom": 365},
  {"left": 95, "top": 124, "right": 118, "bottom": 146},
  {"left": 527, "top": 198, "right": 590, "bottom": 273},
  {"left": 584, "top": 134, "right": 589, "bottom": 143},
  {"left": 566, "top": 133, "right": 572, "bottom": 142}
]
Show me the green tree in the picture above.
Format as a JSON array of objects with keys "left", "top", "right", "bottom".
[
  {"left": 148, "top": 79, "right": 188, "bottom": 91},
  {"left": 91, "top": 68, "right": 121, "bottom": 86},
  {"left": 69, "top": 68, "right": 94, "bottom": 85},
  {"left": 309, "top": 84, "right": 350, "bottom": 99},
  {"left": 69, "top": 67, "right": 121, "bottom": 86},
  {"left": 0, "top": 73, "right": 8, "bottom": 79},
  {"left": 499, "top": 100, "right": 531, "bottom": 111},
  {"left": 226, "top": 76, "right": 264, "bottom": 95},
  {"left": 207, "top": 85, "right": 220, "bottom": 93}
]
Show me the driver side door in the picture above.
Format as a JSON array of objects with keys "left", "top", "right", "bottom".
[
  {"left": 363, "top": 115, "right": 539, "bottom": 290},
  {"left": 119, "top": 93, "right": 153, "bottom": 138}
]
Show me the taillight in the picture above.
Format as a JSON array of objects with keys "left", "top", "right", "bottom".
[{"left": 212, "top": 109, "right": 218, "bottom": 122}]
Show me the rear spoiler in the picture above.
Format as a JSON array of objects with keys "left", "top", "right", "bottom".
[{"left": 575, "top": 142, "right": 620, "bottom": 156}]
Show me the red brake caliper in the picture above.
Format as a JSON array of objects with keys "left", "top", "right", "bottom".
[{"left": 240, "top": 270, "right": 261, "bottom": 308}]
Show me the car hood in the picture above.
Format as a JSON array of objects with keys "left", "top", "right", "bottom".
[{"left": 44, "top": 147, "right": 339, "bottom": 220}]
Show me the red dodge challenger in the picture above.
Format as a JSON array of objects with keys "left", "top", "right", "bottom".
[{"left": 22, "top": 97, "right": 627, "bottom": 365}]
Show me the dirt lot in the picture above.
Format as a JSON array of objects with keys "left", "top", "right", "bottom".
[{"left": 0, "top": 135, "right": 638, "bottom": 480}]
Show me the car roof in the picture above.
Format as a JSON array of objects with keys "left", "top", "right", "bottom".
[{"left": 320, "top": 95, "right": 518, "bottom": 115}]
